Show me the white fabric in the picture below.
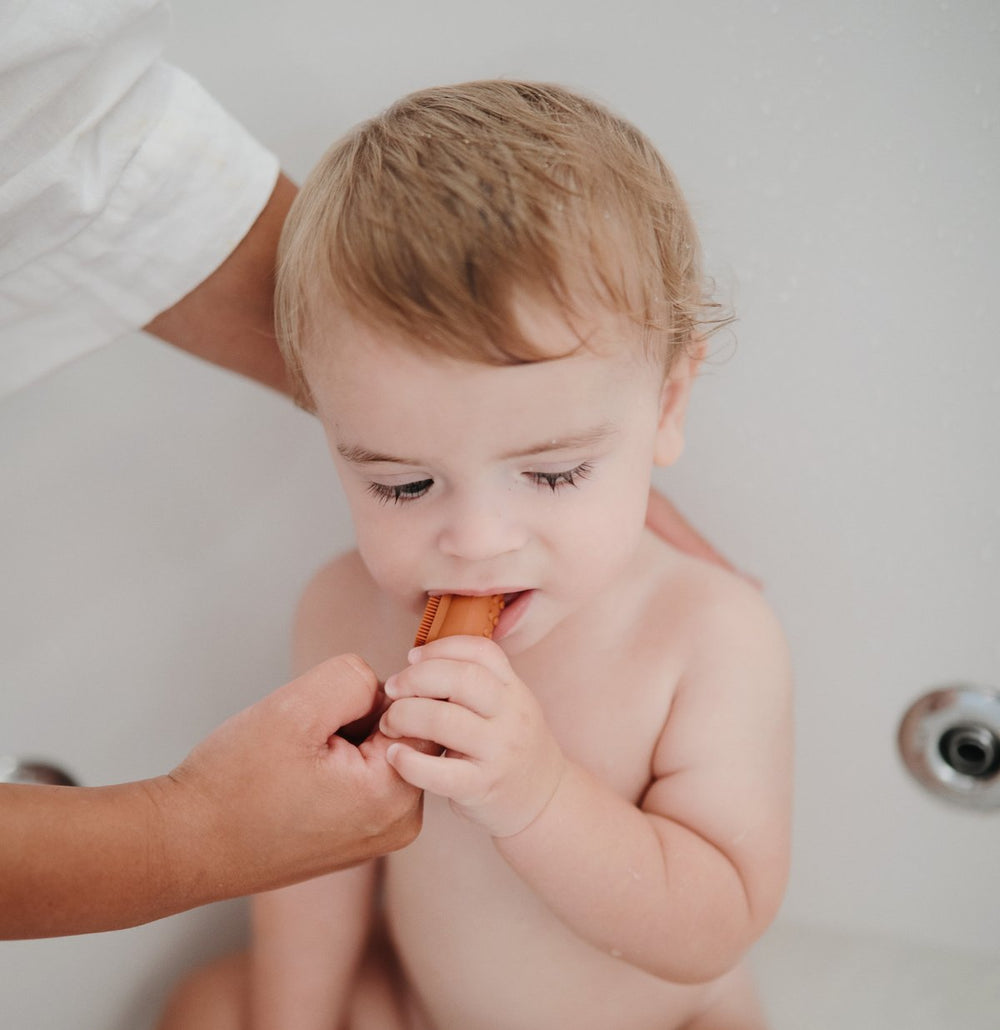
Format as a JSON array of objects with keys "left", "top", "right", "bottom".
[{"left": 0, "top": 0, "right": 280, "bottom": 397}]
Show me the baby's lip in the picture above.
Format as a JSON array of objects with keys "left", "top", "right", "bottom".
[{"left": 428, "top": 589, "right": 529, "bottom": 602}]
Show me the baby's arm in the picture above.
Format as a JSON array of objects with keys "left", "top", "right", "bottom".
[
  {"left": 384, "top": 574, "right": 792, "bottom": 984},
  {"left": 500, "top": 580, "right": 791, "bottom": 982}
]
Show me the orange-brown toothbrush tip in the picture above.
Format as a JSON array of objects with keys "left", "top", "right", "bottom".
[{"left": 414, "top": 594, "right": 505, "bottom": 646}]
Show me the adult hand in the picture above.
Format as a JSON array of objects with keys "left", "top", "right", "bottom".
[
  {"left": 160, "top": 653, "right": 422, "bottom": 894},
  {"left": 1, "top": 654, "right": 421, "bottom": 939},
  {"left": 645, "top": 487, "right": 760, "bottom": 587}
]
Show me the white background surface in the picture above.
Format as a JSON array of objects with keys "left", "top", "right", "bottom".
[{"left": 2, "top": 1, "right": 998, "bottom": 1027}]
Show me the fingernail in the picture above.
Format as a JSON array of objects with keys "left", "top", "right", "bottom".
[
  {"left": 383, "top": 676, "right": 399, "bottom": 698},
  {"left": 407, "top": 647, "right": 422, "bottom": 663}
]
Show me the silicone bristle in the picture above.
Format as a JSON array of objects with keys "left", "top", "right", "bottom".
[{"left": 413, "top": 595, "right": 442, "bottom": 646}]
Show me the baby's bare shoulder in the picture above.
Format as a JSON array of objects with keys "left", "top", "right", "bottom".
[
  {"left": 625, "top": 543, "right": 791, "bottom": 728},
  {"left": 292, "top": 551, "right": 404, "bottom": 674},
  {"left": 297, "top": 549, "right": 372, "bottom": 621},
  {"left": 299, "top": 549, "right": 372, "bottom": 605},
  {"left": 645, "top": 540, "right": 786, "bottom": 663},
  {"left": 641, "top": 548, "right": 793, "bottom": 764}
]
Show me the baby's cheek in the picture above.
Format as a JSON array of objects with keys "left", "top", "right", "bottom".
[
  {"left": 566, "top": 504, "right": 644, "bottom": 590},
  {"left": 355, "top": 526, "right": 415, "bottom": 594}
]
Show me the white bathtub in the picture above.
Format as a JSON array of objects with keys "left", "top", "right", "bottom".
[
  {"left": 2, "top": 0, "right": 997, "bottom": 1026},
  {"left": 752, "top": 921, "right": 1000, "bottom": 1030},
  {"left": 5, "top": 908, "right": 997, "bottom": 1029}
]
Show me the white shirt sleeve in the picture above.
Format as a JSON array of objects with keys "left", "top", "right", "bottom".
[{"left": 0, "top": 0, "right": 280, "bottom": 397}]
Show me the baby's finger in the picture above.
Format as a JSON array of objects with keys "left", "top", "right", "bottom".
[
  {"left": 386, "top": 742, "right": 480, "bottom": 801},
  {"left": 380, "top": 696, "right": 487, "bottom": 757},
  {"left": 385, "top": 658, "right": 501, "bottom": 718},
  {"left": 408, "top": 635, "right": 513, "bottom": 681}
]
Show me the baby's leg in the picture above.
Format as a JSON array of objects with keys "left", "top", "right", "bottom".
[
  {"left": 682, "top": 964, "right": 768, "bottom": 1030},
  {"left": 156, "top": 928, "right": 416, "bottom": 1030},
  {"left": 156, "top": 950, "right": 248, "bottom": 1030},
  {"left": 346, "top": 920, "right": 419, "bottom": 1030}
]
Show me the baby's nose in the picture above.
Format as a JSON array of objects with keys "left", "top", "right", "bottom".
[{"left": 436, "top": 506, "right": 526, "bottom": 562}]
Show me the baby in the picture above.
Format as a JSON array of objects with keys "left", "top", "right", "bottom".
[{"left": 162, "top": 80, "right": 792, "bottom": 1030}]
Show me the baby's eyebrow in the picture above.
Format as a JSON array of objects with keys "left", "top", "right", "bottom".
[
  {"left": 337, "top": 422, "right": 617, "bottom": 467},
  {"left": 336, "top": 443, "right": 419, "bottom": 465},
  {"left": 498, "top": 422, "right": 618, "bottom": 460}
]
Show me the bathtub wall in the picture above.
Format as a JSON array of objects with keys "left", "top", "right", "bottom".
[{"left": 1, "top": 2, "right": 997, "bottom": 1027}]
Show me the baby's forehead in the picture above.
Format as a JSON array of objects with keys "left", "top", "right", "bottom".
[
  {"left": 304, "top": 286, "right": 658, "bottom": 367},
  {"left": 305, "top": 320, "right": 666, "bottom": 461},
  {"left": 316, "top": 336, "right": 657, "bottom": 470}
]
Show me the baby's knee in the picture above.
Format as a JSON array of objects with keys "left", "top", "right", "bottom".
[{"left": 157, "top": 951, "right": 248, "bottom": 1030}]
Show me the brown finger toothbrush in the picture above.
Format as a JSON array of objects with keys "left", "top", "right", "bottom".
[{"left": 413, "top": 594, "right": 505, "bottom": 646}]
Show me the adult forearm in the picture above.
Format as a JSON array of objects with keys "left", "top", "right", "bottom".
[
  {"left": 143, "top": 173, "right": 298, "bottom": 395},
  {"left": 0, "top": 778, "right": 213, "bottom": 938}
]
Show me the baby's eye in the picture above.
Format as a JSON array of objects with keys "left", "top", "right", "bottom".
[
  {"left": 366, "top": 479, "right": 433, "bottom": 505},
  {"left": 526, "top": 461, "right": 593, "bottom": 492}
]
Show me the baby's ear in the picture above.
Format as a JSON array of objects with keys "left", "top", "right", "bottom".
[{"left": 653, "top": 340, "right": 703, "bottom": 467}]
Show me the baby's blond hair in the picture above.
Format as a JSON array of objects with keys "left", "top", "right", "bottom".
[{"left": 276, "top": 80, "right": 725, "bottom": 409}]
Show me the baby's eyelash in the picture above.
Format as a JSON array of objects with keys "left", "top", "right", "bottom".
[
  {"left": 366, "top": 479, "right": 433, "bottom": 505},
  {"left": 367, "top": 463, "right": 593, "bottom": 504},
  {"left": 528, "top": 461, "right": 593, "bottom": 492}
]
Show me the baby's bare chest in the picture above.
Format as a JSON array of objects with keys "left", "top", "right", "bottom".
[
  {"left": 523, "top": 644, "right": 677, "bottom": 797},
  {"left": 384, "top": 794, "right": 704, "bottom": 1030}
]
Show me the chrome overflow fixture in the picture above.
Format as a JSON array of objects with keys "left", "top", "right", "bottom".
[
  {"left": 898, "top": 684, "right": 1000, "bottom": 810},
  {"left": 0, "top": 756, "right": 78, "bottom": 786}
]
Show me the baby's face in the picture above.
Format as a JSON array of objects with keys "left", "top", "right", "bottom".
[{"left": 304, "top": 297, "right": 686, "bottom": 654}]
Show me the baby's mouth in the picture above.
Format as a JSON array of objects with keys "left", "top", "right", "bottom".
[
  {"left": 493, "top": 589, "right": 534, "bottom": 641},
  {"left": 427, "top": 590, "right": 527, "bottom": 604}
]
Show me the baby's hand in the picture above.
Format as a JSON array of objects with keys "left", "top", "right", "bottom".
[{"left": 381, "top": 636, "right": 566, "bottom": 837}]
